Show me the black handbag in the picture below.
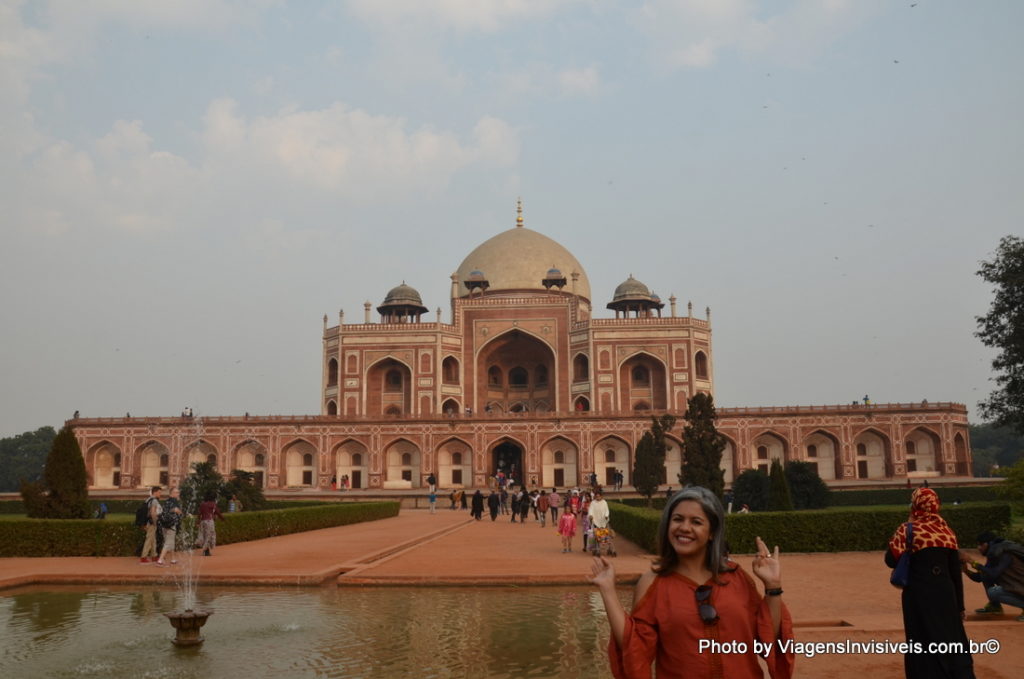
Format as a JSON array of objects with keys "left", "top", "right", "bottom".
[{"left": 890, "top": 522, "right": 914, "bottom": 588}]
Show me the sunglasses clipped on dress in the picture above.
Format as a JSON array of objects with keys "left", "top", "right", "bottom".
[{"left": 695, "top": 585, "right": 719, "bottom": 625}]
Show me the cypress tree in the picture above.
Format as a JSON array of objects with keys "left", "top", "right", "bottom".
[
  {"left": 767, "top": 458, "right": 794, "bottom": 511},
  {"left": 41, "top": 425, "right": 91, "bottom": 518},
  {"left": 633, "top": 432, "right": 661, "bottom": 508},
  {"left": 633, "top": 414, "right": 677, "bottom": 507},
  {"left": 679, "top": 392, "right": 726, "bottom": 496}
]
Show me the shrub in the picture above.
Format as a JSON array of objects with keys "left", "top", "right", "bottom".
[
  {"left": 0, "top": 501, "right": 400, "bottom": 557},
  {"left": 785, "top": 461, "right": 830, "bottom": 510},
  {"left": 609, "top": 501, "right": 1011, "bottom": 555},
  {"left": 732, "top": 469, "right": 769, "bottom": 511}
]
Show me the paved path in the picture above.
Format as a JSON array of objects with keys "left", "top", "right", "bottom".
[{"left": 1, "top": 509, "right": 1019, "bottom": 677}]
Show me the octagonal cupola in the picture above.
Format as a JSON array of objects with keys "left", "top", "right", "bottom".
[
  {"left": 607, "top": 275, "right": 664, "bottom": 318},
  {"left": 464, "top": 269, "right": 490, "bottom": 295},
  {"left": 541, "top": 267, "right": 567, "bottom": 290},
  {"left": 377, "top": 282, "right": 428, "bottom": 323}
]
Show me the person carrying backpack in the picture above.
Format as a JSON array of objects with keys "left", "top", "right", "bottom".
[
  {"left": 963, "top": 531, "right": 1024, "bottom": 621},
  {"left": 156, "top": 488, "right": 183, "bottom": 566},
  {"left": 138, "top": 486, "right": 163, "bottom": 564}
]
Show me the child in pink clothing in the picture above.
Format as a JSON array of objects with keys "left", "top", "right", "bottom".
[{"left": 558, "top": 510, "right": 577, "bottom": 553}]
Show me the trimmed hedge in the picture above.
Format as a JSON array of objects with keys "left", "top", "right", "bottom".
[
  {"left": 0, "top": 501, "right": 400, "bottom": 557},
  {"left": 827, "top": 486, "right": 1000, "bottom": 506},
  {"left": 610, "top": 501, "right": 1012, "bottom": 555},
  {"left": 616, "top": 485, "right": 1001, "bottom": 511}
]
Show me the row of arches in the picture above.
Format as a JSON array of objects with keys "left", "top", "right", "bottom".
[{"left": 86, "top": 423, "right": 967, "bottom": 491}]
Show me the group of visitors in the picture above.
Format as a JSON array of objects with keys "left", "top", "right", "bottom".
[{"left": 138, "top": 485, "right": 225, "bottom": 565}]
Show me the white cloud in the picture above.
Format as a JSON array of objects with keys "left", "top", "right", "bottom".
[
  {"left": 200, "top": 99, "right": 519, "bottom": 195},
  {"left": 346, "top": 0, "right": 578, "bottom": 33},
  {"left": 558, "top": 66, "right": 601, "bottom": 96},
  {"left": 639, "top": 0, "right": 885, "bottom": 69}
]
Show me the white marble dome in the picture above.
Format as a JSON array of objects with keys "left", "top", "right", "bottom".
[{"left": 455, "top": 226, "right": 591, "bottom": 301}]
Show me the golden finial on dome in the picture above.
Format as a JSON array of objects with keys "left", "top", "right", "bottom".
[{"left": 516, "top": 197, "right": 523, "bottom": 227}]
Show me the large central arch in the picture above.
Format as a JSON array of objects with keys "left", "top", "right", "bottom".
[
  {"left": 491, "top": 438, "right": 524, "bottom": 483},
  {"left": 477, "top": 330, "right": 556, "bottom": 414}
]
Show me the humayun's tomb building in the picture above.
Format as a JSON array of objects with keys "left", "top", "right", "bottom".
[{"left": 73, "top": 203, "right": 973, "bottom": 492}]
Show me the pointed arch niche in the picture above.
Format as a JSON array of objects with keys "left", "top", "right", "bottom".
[
  {"left": 594, "top": 436, "right": 629, "bottom": 487},
  {"left": 477, "top": 330, "right": 556, "bottom": 414},
  {"left": 800, "top": 430, "right": 841, "bottom": 481},
  {"left": 334, "top": 440, "right": 369, "bottom": 490},
  {"left": 619, "top": 353, "right": 667, "bottom": 411}
]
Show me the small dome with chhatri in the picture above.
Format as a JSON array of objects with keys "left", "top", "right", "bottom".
[
  {"left": 467, "top": 270, "right": 487, "bottom": 282},
  {"left": 546, "top": 267, "right": 563, "bottom": 278},
  {"left": 612, "top": 275, "right": 652, "bottom": 302},
  {"left": 382, "top": 282, "right": 424, "bottom": 307}
]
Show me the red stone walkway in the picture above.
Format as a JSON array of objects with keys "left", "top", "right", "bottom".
[{"left": 0, "top": 509, "right": 1019, "bottom": 678}]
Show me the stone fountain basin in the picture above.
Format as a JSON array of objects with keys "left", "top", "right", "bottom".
[{"left": 165, "top": 608, "right": 212, "bottom": 646}]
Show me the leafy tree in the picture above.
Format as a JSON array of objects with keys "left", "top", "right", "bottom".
[
  {"left": 633, "top": 414, "right": 676, "bottom": 507},
  {"left": 679, "top": 393, "right": 725, "bottom": 496},
  {"left": 784, "top": 460, "right": 830, "bottom": 509},
  {"left": 969, "top": 422, "right": 1024, "bottom": 476},
  {"left": 225, "top": 469, "right": 267, "bottom": 511},
  {"left": 180, "top": 461, "right": 226, "bottom": 513},
  {"left": 995, "top": 458, "right": 1024, "bottom": 511},
  {"left": 0, "top": 426, "right": 55, "bottom": 492},
  {"left": 732, "top": 469, "right": 769, "bottom": 511},
  {"left": 20, "top": 425, "right": 90, "bottom": 518},
  {"left": 767, "top": 459, "right": 794, "bottom": 511},
  {"left": 976, "top": 235, "right": 1024, "bottom": 434}
]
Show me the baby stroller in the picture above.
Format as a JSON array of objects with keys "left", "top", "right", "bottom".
[{"left": 591, "top": 526, "right": 617, "bottom": 557}]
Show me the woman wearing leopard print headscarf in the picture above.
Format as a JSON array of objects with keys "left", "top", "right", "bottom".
[{"left": 886, "top": 487, "right": 975, "bottom": 678}]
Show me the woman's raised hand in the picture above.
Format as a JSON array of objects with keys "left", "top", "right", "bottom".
[
  {"left": 751, "top": 536, "right": 782, "bottom": 589},
  {"left": 589, "top": 555, "right": 616, "bottom": 590}
]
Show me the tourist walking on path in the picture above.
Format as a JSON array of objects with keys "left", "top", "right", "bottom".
[
  {"left": 588, "top": 491, "right": 613, "bottom": 556},
  {"left": 510, "top": 489, "right": 521, "bottom": 522},
  {"left": 139, "top": 486, "right": 163, "bottom": 563},
  {"left": 471, "top": 490, "right": 484, "bottom": 520},
  {"left": 487, "top": 491, "right": 500, "bottom": 521},
  {"left": 157, "top": 488, "right": 183, "bottom": 566},
  {"left": 548, "top": 488, "right": 561, "bottom": 523},
  {"left": 518, "top": 489, "right": 530, "bottom": 525},
  {"left": 537, "top": 491, "right": 550, "bottom": 528},
  {"left": 885, "top": 487, "right": 975, "bottom": 678},
  {"left": 962, "top": 530, "right": 1024, "bottom": 620},
  {"left": 590, "top": 486, "right": 794, "bottom": 679},
  {"left": 558, "top": 509, "right": 577, "bottom": 553},
  {"left": 428, "top": 490, "right": 437, "bottom": 514},
  {"left": 500, "top": 487, "right": 509, "bottom": 515},
  {"left": 196, "top": 492, "right": 224, "bottom": 556}
]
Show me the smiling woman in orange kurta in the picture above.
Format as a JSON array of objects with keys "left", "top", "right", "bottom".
[{"left": 591, "top": 487, "right": 794, "bottom": 679}]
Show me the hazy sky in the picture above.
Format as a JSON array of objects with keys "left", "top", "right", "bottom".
[{"left": 2, "top": 1, "right": 1021, "bottom": 438}]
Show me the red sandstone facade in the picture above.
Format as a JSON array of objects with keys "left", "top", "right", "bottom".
[{"left": 73, "top": 207, "right": 972, "bottom": 491}]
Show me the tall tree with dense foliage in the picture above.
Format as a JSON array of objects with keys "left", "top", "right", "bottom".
[
  {"left": 632, "top": 414, "right": 676, "bottom": 507},
  {"left": 21, "top": 425, "right": 90, "bottom": 518},
  {"left": 767, "top": 459, "right": 794, "bottom": 511},
  {"left": 732, "top": 469, "right": 769, "bottom": 511},
  {"left": 976, "top": 235, "right": 1024, "bottom": 434},
  {"left": 784, "top": 461, "right": 830, "bottom": 509},
  {"left": 0, "top": 426, "right": 54, "bottom": 492},
  {"left": 679, "top": 392, "right": 726, "bottom": 496}
]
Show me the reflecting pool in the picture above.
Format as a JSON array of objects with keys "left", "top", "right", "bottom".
[{"left": 1, "top": 585, "right": 629, "bottom": 678}]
